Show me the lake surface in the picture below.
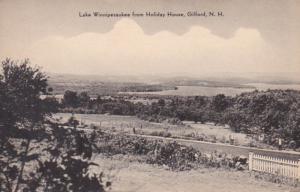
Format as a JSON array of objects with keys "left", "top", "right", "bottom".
[
  {"left": 244, "top": 83, "right": 300, "bottom": 91},
  {"left": 120, "top": 86, "right": 255, "bottom": 96},
  {"left": 120, "top": 84, "right": 300, "bottom": 97}
]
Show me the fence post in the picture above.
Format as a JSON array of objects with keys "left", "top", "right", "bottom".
[
  {"left": 249, "top": 152, "right": 254, "bottom": 171},
  {"left": 298, "top": 159, "right": 300, "bottom": 180}
]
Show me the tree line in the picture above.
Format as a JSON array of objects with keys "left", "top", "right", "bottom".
[{"left": 60, "top": 89, "right": 300, "bottom": 149}]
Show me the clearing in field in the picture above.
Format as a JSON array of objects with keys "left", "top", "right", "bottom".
[
  {"left": 93, "top": 155, "right": 299, "bottom": 192},
  {"left": 54, "top": 113, "right": 257, "bottom": 147}
]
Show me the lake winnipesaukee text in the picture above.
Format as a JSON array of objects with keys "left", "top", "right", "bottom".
[{"left": 78, "top": 11, "right": 224, "bottom": 18}]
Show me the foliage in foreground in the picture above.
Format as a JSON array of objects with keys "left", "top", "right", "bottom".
[{"left": 0, "top": 59, "right": 108, "bottom": 192}]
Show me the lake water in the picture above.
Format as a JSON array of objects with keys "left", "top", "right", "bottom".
[
  {"left": 120, "top": 86, "right": 254, "bottom": 96},
  {"left": 244, "top": 83, "right": 300, "bottom": 91},
  {"left": 119, "top": 84, "right": 300, "bottom": 97}
]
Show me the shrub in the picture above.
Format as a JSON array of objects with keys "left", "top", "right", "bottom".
[{"left": 94, "top": 132, "right": 247, "bottom": 171}]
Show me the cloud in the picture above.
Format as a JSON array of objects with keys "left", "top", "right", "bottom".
[{"left": 21, "top": 18, "right": 287, "bottom": 76}]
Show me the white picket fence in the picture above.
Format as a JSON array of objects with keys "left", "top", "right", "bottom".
[{"left": 249, "top": 152, "right": 300, "bottom": 179}]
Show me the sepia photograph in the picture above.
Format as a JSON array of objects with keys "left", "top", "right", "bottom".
[{"left": 0, "top": 0, "right": 300, "bottom": 191}]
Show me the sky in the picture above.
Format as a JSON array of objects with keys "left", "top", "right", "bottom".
[{"left": 0, "top": 0, "right": 299, "bottom": 78}]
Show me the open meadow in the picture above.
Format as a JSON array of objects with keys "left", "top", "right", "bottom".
[
  {"left": 54, "top": 113, "right": 256, "bottom": 147},
  {"left": 92, "top": 155, "right": 299, "bottom": 192}
]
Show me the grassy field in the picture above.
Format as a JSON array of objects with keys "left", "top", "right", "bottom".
[
  {"left": 92, "top": 155, "right": 299, "bottom": 192},
  {"left": 54, "top": 113, "right": 259, "bottom": 147},
  {"left": 51, "top": 113, "right": 300, "bottom": 191}
]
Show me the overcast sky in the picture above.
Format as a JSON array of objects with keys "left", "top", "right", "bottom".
[{"left": 0, "top": 0, "right": 299, "bottom": 78}]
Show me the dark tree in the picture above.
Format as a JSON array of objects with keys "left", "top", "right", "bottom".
[
  {"left": 0, "top": 59, "right": 107, "bottom": 192},
  {"left": 212, "top": 94, "right": 229, "bottom": 112},
  {"left": 63, "top": 90, "right": 79, "bottom": 108},
  {"left": 78, "top": 91, "right": 90, "bottom": 106},
  {"left": 0, "top": 58, "right": 51, "bottom": 138}
]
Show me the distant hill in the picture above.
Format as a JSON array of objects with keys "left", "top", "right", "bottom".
[{"left": 47, "top": 73, "right": 300, "bottom": 95}]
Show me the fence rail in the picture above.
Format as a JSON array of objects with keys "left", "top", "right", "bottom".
[{"left": 249, "top": 152, "right": 300, "bottom": 179}]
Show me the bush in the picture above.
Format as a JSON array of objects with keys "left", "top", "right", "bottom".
[
  {"left": 94, "top": 132, "right": 247, "bottom": 171},
  {"left": 149, "top": 131, "right": 172, "bottom": 138}
]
